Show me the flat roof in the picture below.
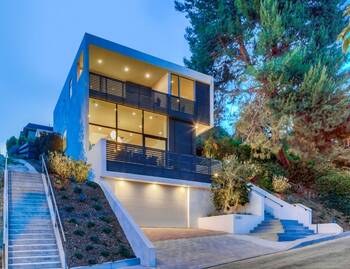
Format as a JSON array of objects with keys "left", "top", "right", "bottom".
[{"left": 84, "top": 33, "right": 213, "bottom": 85}]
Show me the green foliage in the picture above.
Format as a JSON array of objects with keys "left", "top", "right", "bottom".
[
  {"left": 48, "top": 151, "right": 72, "bottom": 180},
  {"left": 87, "top": 221, "right": 95, "bottom": 228},
  {"left": 73, "top": 229, "right": 85, "bottom": 236},
  {"left": 6, "top": 136, "right": 18, "bottom": 155},
  {"left": 90, "top": 236, "right": 99, "bottom": 244},
  {"left": 272, "top": 175, "right": 291, "bottom": 194},
  {"left": 211, "top": 155, "right": 252, "bottom": 213},
  {"left": 34, "top": 133, "right": 63, "bottom": 157},
  {"left": 72, "top": 160, "right": 91, "bottom": 184},
  {"left": 85, "top": 245, "right": 94, "bottom": 251},
  {"left": 287, "top": 161, "right": 318, "bottom": 187},
  {"left": 316, "top": 169, "right": 350, "bottom": 214},
  {"left": 47, "top": 151, "right": 90, "bottom": 184},
  {"left": 176, "top": 0, "right": 349, "bottom": 160},
  {"left": 74, "top": 252, "right": 83, "bottom": 260},
  {"left": 100, "top": 251, "right": 110, "bottom": 257},
  {"left": 338, "top": 5, "right": 350, "bottom": 53},
  {"left": 102, "top": 227, "right": 112, "bottom": 234}
]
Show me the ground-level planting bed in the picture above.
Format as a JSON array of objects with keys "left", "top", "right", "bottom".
[{"left": 52, "top": 178, "right": 135, "bottom": 267}]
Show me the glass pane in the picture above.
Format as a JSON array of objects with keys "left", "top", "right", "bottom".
[
  {"left": 89, "top": 98, "right": 116, "bottom": 128},
  {"left": 144, "top": 111, "right": 167, "bottom": 138},
  {"left": 117, "top": 105, "right": 142, "bottom": 133},
  {"left": 117, "top": 130, "right": 142, "bottom": 146},
  {"left": 89, "top": 124, "right": 116, "bottom": 145},
  {"left": 179, "top": 77, "right": 194, "bottom": 100},
  {"left": 145, "top": 137, "right": 166, "bottom": 150},
  {"left": 171, "top": 74, "right": 179, "bottom": 96}
]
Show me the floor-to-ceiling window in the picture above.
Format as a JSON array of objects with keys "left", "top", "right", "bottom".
[{"left": 88, "top": 98, "right": 167, "bottom": 151}]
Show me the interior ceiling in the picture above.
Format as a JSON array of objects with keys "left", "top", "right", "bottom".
[{"left": 89, "top": 45, "right": 167, "bottom": 87}]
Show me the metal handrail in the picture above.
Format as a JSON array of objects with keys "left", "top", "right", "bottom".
[
  {"left": 2, "top": 155, "right": 8, "bottom": 269},
  {"left": 41, "top": 155, "right": 68, "bottom": 269},
  {"left": 251, "top": 187, "right": 284, "bottom": 208}
]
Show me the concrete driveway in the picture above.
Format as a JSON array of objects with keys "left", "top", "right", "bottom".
[
  {"left": 211, "top": 236, "right": 350, "bottom": 269},
  {"left": 152, "top": 234, "right": 279, "bottom": 269}
]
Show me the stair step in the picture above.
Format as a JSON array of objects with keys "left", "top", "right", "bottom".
[
  {"left": 8, "top": 261, "right": 61, "bottom": 269},
  {"left": 9, "top": 255, "right": 60, "bottom": 264},
  {"left": 9, "top": 239, "right": 57, "bottom": 245},
  {"left": 9, "top": 250, "right": 59, "bottom": 258},
  {"left": 10, "top": 233, "right": 55, "bottom": 240},
  {"left": 9, "top": 244, "right": 58, "bottom": 251},
  {"left": 10, "top": 229, "right": 53, "bottom": 235}
]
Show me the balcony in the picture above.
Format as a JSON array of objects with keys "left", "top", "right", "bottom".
[
  {"left": 104, "top": 140, "right": 220, "bottom": 183},
  {"left": 89, "top": 72, "right": 195, "bottom": 121}
]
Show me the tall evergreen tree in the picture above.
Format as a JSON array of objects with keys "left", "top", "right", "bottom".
[{"left": 176, "top": 0, "right": 350, "bottom": 160}]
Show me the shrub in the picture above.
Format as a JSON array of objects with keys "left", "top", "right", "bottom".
[
  {"left": 118, "top": 245, "right": 131, "bottom": 258},
  {"left": 88, "top": 259, "right": 97, "bottom": 265},
  {"left": 72, "top": 160, "right": 91, "bottom": 184},
  {"left": 87, "top": 221, "right": 96, "bottom": 228},
  {"left": 100, "top": 250, "right": 110, "bottom": 257},
  {"left": 287, "top": 160, "right": 317, "bottom": 187},
  {"left": 34, "top": 132, "right": 63, "bottom": 157},
  {"left": 86, "top": 181, "right": 98, "bottom": 189},
  {"left": 272, "top": 175, "right": 291, "bottom": 194},
  {"left": 68, "top": 218, "right": 78, "bottom": 224},
  {"left": 73, "top": 186, "right": 82, "bottom": 194},
  {"left": 47, "top": 151, "right": 72, "bottom": 180},
  {"left": 79, "top": 193, "right": 87, "bottom": 202},
  {"left": 85, "top": 245, "right": 94, "bottom": 251},
  {"left": 74, "top": 252, "right": 83, "bottom": 260},
  {"left": 211, "top": 155, "right": 251, "bottom": 213},
  {"left": 90, "top": 236, "right": 99, "bottom": 243},
  {"left": 93, "top": 204, "right": 102, "bottom": 211},
  {"left": 73, "top": 229, "right": 85, "bottom": 236},
  {"left": 65, "top": 206, "right": 74, "bottom": 213},
  {"left": 99, "top": 216, "right": 112, "bottom": 223},
  {"left": 102, "top": 227, "right": 112, "bottom": 234}
]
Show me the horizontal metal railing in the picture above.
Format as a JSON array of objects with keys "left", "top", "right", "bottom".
[
  {"left": 3, "top": 155, "right": 8, "bottom": 269},
  {"left": 89, "top": 72, "right": 195, "bottom": 116},
  {"left": 106, "top": 141, "right": 220, "bottom": 176},
  {"left": 41, "top": 155, "right": 68, "bottom": 269}
]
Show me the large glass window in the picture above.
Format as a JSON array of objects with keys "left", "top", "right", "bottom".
[
  {"left": 117, "top": 105, "right": 142, "bottom": 133},
  {"left": 117, "top": 130, "right": 142, "bottom": 146},
  {"left": 145, "top": 137, "right": 166, "bottom": 151},
  {"left": 89, "top": 125, "right": 116, "bottom": 145},
  {"left": 144, "top": 111, "right": 167, "bottom": 138},
  {"left": 89, "top": 99, "right": 116, "bottom": 128},
  {"left": 171, "top": 74, "right": 194, "bottom": 101}
]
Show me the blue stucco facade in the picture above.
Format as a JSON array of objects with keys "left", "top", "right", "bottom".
[{"left": 53, "top": 37, "right": 89, "bottom": 160}]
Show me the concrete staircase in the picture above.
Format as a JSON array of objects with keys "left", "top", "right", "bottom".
[
  {"left": 250, "top": 212, "right": 314, "bottom": 242},
  {"left": 8, "top": 171, "right": 62, "bottom": 269}
]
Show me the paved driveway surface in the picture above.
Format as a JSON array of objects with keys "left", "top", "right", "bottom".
[
  {"left": 211, "top": 237, "right": 350, "bottom": 269},
  {"left": 154, "top": 234, "right": 278, "bottom": 269}
]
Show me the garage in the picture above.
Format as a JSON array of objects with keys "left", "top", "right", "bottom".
[{"left": 103, "top": 178, "right": 188, "bottom": 227}]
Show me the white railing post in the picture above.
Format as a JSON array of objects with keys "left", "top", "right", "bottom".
[{"left": 3, "top": 155, "right": 9, "bottom": 269}]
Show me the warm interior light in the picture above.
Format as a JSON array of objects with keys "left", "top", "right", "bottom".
[
  {"left": 132, "top": 111, "right": 136, "bottom": 116},
  {"left": 129, "top": 133, "right": 133, "bottom": 136},
  {"left": 94, "top": 102, "right": 99, "bottom": 108},
  {"left": 171, "top": 80, "right": 174, "bottom": 84},
  {"left": 114, "top": 108, "right": 117, "bottom": 111},
  {"left": 97, "top": 59, "right": 103, "bottom": 64},
  {"left": 110, "top": 130, "right": 116, "bottom": 140},
  {"left": 145, "top": 73, "right": 150, "bottom": 78},
  {"left": 124, "top": 66, "right": 129, "bottom": 72},
  {"left": 138, "top": 125, "right": 142, "bottom": 129},
  {"left": 98, "top": 127, "right": 102, "bottom": 131},
  {"left": 88, "top": 114, "right": 90, "bottom": 118},
  {"left": 195, "top": 124, "right": 199, "bottom": 129},
  {"left": 214, "top": 173, "right": 219, "bottom": 177},
  {"left": 158, "top": 131, "right": 162, "bottom": 135},
  {"left": 149, "top": 116, "right": 153, "bottom": 120}
]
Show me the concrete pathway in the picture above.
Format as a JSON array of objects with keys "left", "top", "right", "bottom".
[{"left": 211, "top": 236, "right": 350, "bottom": 269}]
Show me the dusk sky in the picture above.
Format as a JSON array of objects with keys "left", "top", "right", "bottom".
[{"left": 0, "top": 1, "right": 191, "bottom": 154}]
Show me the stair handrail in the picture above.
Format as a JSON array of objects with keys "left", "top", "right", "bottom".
[
  {"left": 41, "top": 155, "right": 68, "bottom": 269},
  {"left": 2, "top": 155, "right": 8, "bottom": 269},
  {"left": 250, "top": 186, "right": 284, "bottom": 208}
]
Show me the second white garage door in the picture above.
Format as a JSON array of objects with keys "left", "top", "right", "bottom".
[{"left": 104, "top": 178, "right": 188, "bottom": 227}]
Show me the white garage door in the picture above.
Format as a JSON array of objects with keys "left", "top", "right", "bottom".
[{"left": 104, "top": 178, "right": 188, "bottom": 227}]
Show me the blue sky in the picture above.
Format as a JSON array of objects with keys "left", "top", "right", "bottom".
[{"left": 0, "top": 0, "right": 191, "bottom": 154}]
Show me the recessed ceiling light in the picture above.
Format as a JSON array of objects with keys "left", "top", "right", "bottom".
[
  {"left": 94, "top": 103, "right": 99, "bottom": 107},
  {"left": 132, "top": 112, "right": 136, "bottom": 116},
  {"left": 149, "top": 116, "right": 153, "bottom": 120},
  {"left": 97, "top": 59, "right": 103, "bottom": 64},
  {"left": 114, "top": 108, "right": 117, "bottom": 111},
  {"left": 138, "top": 125, "right": 142, "bottom": 129},
  {"left": 171, "top": 80, "right": 174, "bottom": 84},
  {"left": 88, "top": 114, "right": 91, "bottom": 118},
  {"left": 158, "top": 131, "right": 162, "bottom": 135},
  {"left": 145, "top": 73, "right": 150, "bottom": 78},
  {"left": 98, "top": 127, "right": 102, "bottom": 131},
  {"left": 129, "top": 133, "right": 133, "bottom": 137},
  {"left": 195, "top": 124, "right": 199, "bottom": 129},
  {"left": 124, "top": 66, "right": 129, "bottom": 72}
]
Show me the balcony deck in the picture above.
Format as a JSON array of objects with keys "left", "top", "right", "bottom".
[
  {"left": 89, "top": 72, "right": 197, "bottom": 122},
  {"left": 105, "top": 141, "right": 220, "bottom": 183}
]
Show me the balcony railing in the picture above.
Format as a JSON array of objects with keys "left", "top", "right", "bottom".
[
  {"left": 106, "top": 140, "right": 220, "bottom": 183},
  {"left": 89, "top": 72, "right": 195, "bottom": 118}
]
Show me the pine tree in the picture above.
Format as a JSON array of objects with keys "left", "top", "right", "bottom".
[{"left": 176, "top": 0, "right": 350, "bottom": 160}]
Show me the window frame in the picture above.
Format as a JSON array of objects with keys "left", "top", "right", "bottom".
[
  {"left": 170, "top": 74, "right": 195, "bottom": 101},
  {"left": 88, "top": 99, "right": 168, "bottom": 150}
]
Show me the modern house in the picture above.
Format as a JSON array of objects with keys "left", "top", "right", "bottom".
[{"left": 54, "top": 33, "right": 219, "bottom": 228}]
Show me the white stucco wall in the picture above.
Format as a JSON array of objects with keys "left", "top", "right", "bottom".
[{"left": 189, "top": 187, "right": 215, "bottom": 228}]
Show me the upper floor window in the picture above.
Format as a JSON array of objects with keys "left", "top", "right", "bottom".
[
  {"left": 171, "top": 74, "right": 194, "bottom": 101},
  {"left": 77, "top": 52, "right": 84, "bottom": 81}
]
